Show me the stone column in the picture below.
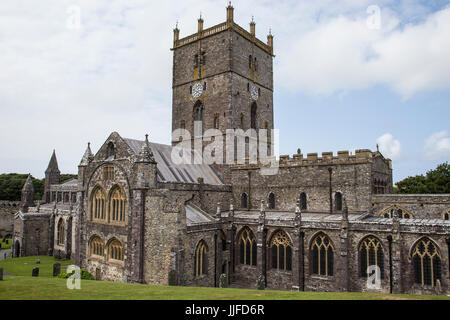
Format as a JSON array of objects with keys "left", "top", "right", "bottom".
[
  {"left": 227, "top": 202, "right": 235, "bottom": 280},
  {"left": 257, "top": 201, "right": 266, "bottom": 285},
  {"left": 391, "top": 207, "right": 402, "bottom": 294},
  {"left": 129, "top": 188, "right": 146, "bottom": 283},
  {"left": 292, "top": 201, "right": 302, "bottom": 291},
  {"left": 338, "top": 199, "right": 350, "bottom": 291}
]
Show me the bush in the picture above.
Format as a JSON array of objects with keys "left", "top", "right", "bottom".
[{"left": 57, "top": 269, "right": 94, "bottom": 280}]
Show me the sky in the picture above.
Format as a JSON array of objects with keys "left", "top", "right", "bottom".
[{"left": 0, "top": 0, "right": 449, "bottom": 182}]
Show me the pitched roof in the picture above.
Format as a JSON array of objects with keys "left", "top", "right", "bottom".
[{"left": 123, "top": 138, "right": 224, "bottom": 185}]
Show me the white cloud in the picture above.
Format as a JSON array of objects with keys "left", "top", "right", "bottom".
[
  {"left": 376, "top": 133, "right": 401, "bottom": 160},
  {"left": 277, "top": 4, "right": 450, "bottom": 98},
  {"left": 424, "top": 131, "right": 450, "bottom": 160},
  {"left": 0, "top": 0, "right": 449, "bottom": 177}
]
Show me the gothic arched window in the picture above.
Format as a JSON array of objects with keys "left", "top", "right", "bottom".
[
  {"left": 195, "top": 240, "right": 207, "bottom": 276},
  {"left": 238, "top": 227, "right": 256, "bottom": 266},
  {"left": 89, "top": 236, "right": 104, "bottom": 258},
  {"left": 412, "top": 238, "right": 441, "bottom": 287},
  {"left": 270, "top": 231, "right": 293, "bottom": 271},
  {"left": 109, "top": 187, "right": 126, "bottom": 223},
  {"left": 300, "top": 192, "right": 307, "bottom": 210},
  {"left": 108, "top": 239, "right": 124, "bottom": 262},
  {"left": 311, "top": 233, "right": 334, "bottom": 276},
  {"left": 241, "top": 193, "right": 248, "bottom": 209},
  {"left": 91, "top": 187, "right": 106, "bottom": 221},
  {"left": 335, "top": 192, "right": 343, "bottom": 212},
  {"left": 250, "top": 102, "right": 257, "bottom": 129},
  {"left": 359, "top": 236, "right": 384, "bottom": 279},
  {"left": 268, "top": 192, "right": 275, "bottom": 209},
  {"left": 57, "top": 219, "right": 65, "bottom": 245}
]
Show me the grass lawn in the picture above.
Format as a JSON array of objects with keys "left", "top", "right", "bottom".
[{"left": 1, "top": 256, "right": 449, "bottom": 300}]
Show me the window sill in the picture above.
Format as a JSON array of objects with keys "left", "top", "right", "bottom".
[{"left": 310, "top": 275, "right": 334, "bottom": 281}]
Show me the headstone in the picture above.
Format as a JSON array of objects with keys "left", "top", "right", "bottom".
[
  {"left": 53, "top": 263, "right": 61, "bottom": 277},
  {"left": 0, "top": 268, "right": 3, "bottom": 280},
  {"left": 36, "top": 258, "right": 40, "bottom": 264},
  {"left": 219, "top": 273, "right": 228, "bottom": 288},
  {"left": 168, "top": 270, "right": 177, "bottom": 286},
  {"left": 257, "top": 274, "right": 265, "bottom": 290},
  {"left": 32, "top": 267, "right": 39, "bottom": 277}
]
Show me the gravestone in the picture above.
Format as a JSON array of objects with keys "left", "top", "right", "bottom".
[
  {"left": 436, "top": 279, "right": 442, "bottom": 295},
  {"left": 0, "top": 268, "right": 3, "bottom": 280},
  {"left": 257, "top": 275, "right": 265, "bottom": 290},
  {"left": 32, "top": 267, "right": 39, "bottom": 277},
  {"left": 219, "top": 273, "right": 228, "bottom": 288},
  {"left": 36, "top": 258, "right": 40, "bottom": 264},
  {"left": 53, "top": 263, "right": 61, "bottom": 277}
]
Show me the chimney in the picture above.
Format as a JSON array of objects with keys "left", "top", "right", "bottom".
[
  {"left": 226, "top": 2, "right": 234, "bottom": 24},
  {"left": 250, "top": 17, "right": 255, "bottom": 36}
]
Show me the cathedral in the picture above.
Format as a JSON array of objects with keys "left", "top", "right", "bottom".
[{"left": 13, "top": 4, "right": 450, "bottom": 295}]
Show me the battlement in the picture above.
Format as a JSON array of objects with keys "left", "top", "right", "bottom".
[
  {"left": 232, "top": 149, "right": 392, "bottom": 169},
  {"left": 171, "top": 4, "right": 274, "bottom": 56}
]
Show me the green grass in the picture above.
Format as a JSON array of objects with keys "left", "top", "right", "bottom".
[
  {"left": 0, "top": 255, "right": 73, "bottom": 277},
  {"left": 0, "top": 256, "right": 449, "bottom": 300},
  {"left": 0, "top": 239, "right": 12, "bottom": 250}
]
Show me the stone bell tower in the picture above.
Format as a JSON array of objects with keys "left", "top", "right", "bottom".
[{"left": 171, "top": 4, "right": 275, "bottom": 182}]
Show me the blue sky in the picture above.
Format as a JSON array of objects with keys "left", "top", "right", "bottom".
[{"left": 0, "top": 0, "right": 449, "bottom": 182}]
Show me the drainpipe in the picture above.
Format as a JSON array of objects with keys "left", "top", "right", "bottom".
[
  {"left": 387, "top": 235, "right": 393, "bottom": 294},
  {"left": 328, "top": 167, "right": 333, "bottom": 214},
  {"left": 214, "top": 233, "right": 217, "bottom": 287}
]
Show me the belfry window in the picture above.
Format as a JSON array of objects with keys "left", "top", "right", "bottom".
[
  {"left": 270, "top": 231, "right": 293, "bottom": 271},
  {"left": 311, "top": 233, "right": 334, "bottom": 277},
  {"left": 300, "top": 192, "right": 307, "bottom": 210},
  {"left": 268, "top": 192, "right": 275, "bottom": 209},
  {"left": 412, "top": 238, "right": 441, "bottom": 287},
  {"left": 194, "top": 54, "right": 199, "bottom": 69},
  {"left": 250, "top": 102, "right": 257, "bottom": 129},
  {"left": 241, "top": 193, "right": 248, "bottom": 209},
  {"left": 359, "top": 236, "right": 384, "bottom": 279},
  {"left": 335, "top": 192, "right": 343, "bottom": 211},
  {"left": 238, "top": 227, "right": 257, "bottom": 266},
  {"left": 195, "top": 240, "right": 207, "bottom": 276}
]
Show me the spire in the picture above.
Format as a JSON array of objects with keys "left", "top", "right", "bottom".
[
  {"left": 226, "top": 1, "right": 234, "bottom": 24},
  {"left": 79, "top": 142, "right": 94, "bottom": 166},
  {"left": 250, "top": 16, "right": 256, "bottom": 36},
  {"left": 140, "top": 134, "right": 156, "bottom": 163},
  {"left": 21, "top": 174, "right": 35, "bottom": 212},
  {"left": 45, "top": 150, "right": 60, "bottom": 174}
]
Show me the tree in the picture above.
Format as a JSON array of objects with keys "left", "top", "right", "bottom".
[{"left": 394, "top": 162, "right": 450, "bottom": 194}]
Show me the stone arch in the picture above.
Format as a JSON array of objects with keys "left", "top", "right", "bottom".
[
  {"left": 56, "top": 217, "right": 65, "bottom": 246},
  {"left": 240, "top": 192, "right": 248, "bottom": 209},
  {"left": 89, "top": 235, "right": 105, "bottom": 258},
  {"left": 409, "top": 237, "right": 442, "bottom": 287},
  {"left": 90, "top": 185, "right": 106, "bottom": 221},
  {"left": 443, "top": 209, "right": 450, "bottom": 220},
  {"left": 379, "top": 205, "right": 414, "bottom": 219},
  {"left": 236, "top": 226, "right": 257, "bottom": 266},
  {"left": 107, "top": 185, "right": 127, "bottom": 224},
  {"left": 267, "top": 229, "right": 293, "bottom": 271},
  {"left": 357, "top": 235, "right": 385, "bottom": 279},
  {"left": 106, "top": 237, "right": 124, "bottom": 262},
  {"left": 194, "top": 239, "right": 208, "bottom": 277},
  {"left": 309, "top": 231, "right": 335, "bottom": 277},
  {"left": 268, "top": 192, "right": 275, "bottom": 209}
]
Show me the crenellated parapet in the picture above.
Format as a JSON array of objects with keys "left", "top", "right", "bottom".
[{"left": 232, "top": 149, "right": 392, "bottom": 170}]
